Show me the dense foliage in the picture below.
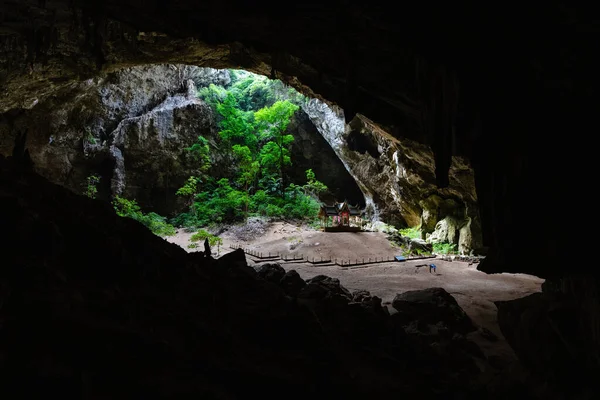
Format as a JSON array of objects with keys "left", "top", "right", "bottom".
[
  {"left": 432, "top": 242, "right": 457, "bottom": 255},
  {"left": 174, "top": 70, "right": 327, "bottom": 229},
  {"left": 113, "top": 196, "right": 176, "bottom": 237},
  {"left": 399, "top": 226, "right": 421, "bottom": 240}
]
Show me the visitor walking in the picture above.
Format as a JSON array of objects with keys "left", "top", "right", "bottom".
[{"left": 429, "top": 263, "right": 437, "bottom": 274}]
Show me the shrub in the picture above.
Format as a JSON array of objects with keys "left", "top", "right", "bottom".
[
  {"left": 112, "top": 196, "right": 175, "bottom": 237},
  {"left": 83, "top": 174, "right": 101, "bottom": 199},
  {"left": 190, "top": 229, "right": 223, "bottom": 254},
  {"left": 190, "top": 229, "right": 212, "bottom": 242},
  {"left": 399, "top": 226, "right": 421, "bottom": 239},
  {"left": 432, "top": 242, "right": 457, "bottom": 255}
]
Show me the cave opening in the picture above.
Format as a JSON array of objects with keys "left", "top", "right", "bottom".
[{"left": 2, "top": 2, "right": 596, "bottom": 397}]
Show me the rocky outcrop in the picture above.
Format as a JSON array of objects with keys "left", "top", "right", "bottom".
[
  {"left": 0, "top": 0, "right": 593, "bottom": 280},
  {"left": 392, "top": 288, "right": 476, "bottom": 335},
  {"left": 496, "top": 278, "right": 600, "bottom": 399},
  {"left": 106, "top": 79, "right": 220, "bottom": 212},
  {"left": 0, "top": 65, "right": 231, "bottom": 214},
  {"left": 1, "top": 155, "right": 526, "bottom": 398},
  {"left": 1, "top": 64, "right": 370, "bottom": 215},
  {"left": 304, "top": 99, "right": 482, "bottom": 254},
  {"left": 287, "top": 109, "right": 364, "bottom": 206}
]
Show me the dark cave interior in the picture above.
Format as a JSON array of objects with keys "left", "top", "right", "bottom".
[{"left": 1, "top": 1, "right": 599, "bottom": 398}]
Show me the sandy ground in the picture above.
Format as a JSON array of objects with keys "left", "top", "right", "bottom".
[{"left": 167, "top": 221, "right": 544, "bottom": 363}]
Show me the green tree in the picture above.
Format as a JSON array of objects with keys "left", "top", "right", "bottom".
[
  {"left": 112, "top": 196, "right": 175, "bottom": 237},
  {"left": 216, "top": 93, "right": 257, "bottom": 150},
  {"left": 176, "top": 176, "right": 201, "bottom": 210},
  {"left": 176, "top": 136, "right": 211, "bottom": 210},
  {"left": 232, "top": 144, "right": 260, "bottom": 218},
  {"left": 303, "top": 168, "right": 327, "bottom": 197},
  {"left": 197, "top": 83, "right": 227, "bottom": 108},
  {"left": 186, "top": 136, "right": 211, "bottom": 171},
  {"left": 255, "top": 100, "right": 299, "bottom": 197}
]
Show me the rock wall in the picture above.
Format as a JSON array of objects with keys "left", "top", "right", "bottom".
[
  {"left": 287, "top": 109, "right": 365, "bottom": 206},
  {"left": 0, "top": 64, "right": 369, "bottom": 215},
  {"left": 303, "top": 98, "right": 482, "bottom": 254},
  {"left": 0, "top": 65, "right": 231, "bottom": 215}
]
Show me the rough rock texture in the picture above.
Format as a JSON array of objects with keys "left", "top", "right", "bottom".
[
  {"left": 1, "top": 155, "right": 526, "bottom": 399},
  {"left": 392, "top": 288, "right": 476, "bottom": 335},
  {"left": 0, "top": 65, "right": 231, "bottom": 214},
  {"left": 279, "top": 269, "right": 306, "bottom": 297},
  {"left": 304, "top": 101, "right": 481, "bottom": 253},
  {"left": 2, "top": 2, "right": 599, "bottom": 396},
  {"left": 343, "top": 114, "right": 482, "bottom": 252},
  {"left": 1, "top": 63, "right": 369, "bottom": 214},
  {"left": 256, "top": 262, "right": 286, "bottom": 284},
  {"left": 0, "top": 1, "right": 594, "bottom": 274},
  {"left": 287, "top": 109, "right": 365, "bottom": 206}
]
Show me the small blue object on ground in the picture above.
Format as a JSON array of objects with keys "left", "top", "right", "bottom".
[
  {"left": 429, "top": 263, "right": 437, "bottom": 273},
  {"left": 395, "top": 256, "right": 407, "bottom": 262}
]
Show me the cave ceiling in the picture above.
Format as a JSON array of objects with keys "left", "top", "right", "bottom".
[{"left": 1, "top": 1, "right": 598, "bottom": 277}]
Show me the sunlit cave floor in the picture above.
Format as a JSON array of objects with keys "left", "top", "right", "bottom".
[{"left": 168, "top": 221, "right": 543, "bottom": 367}]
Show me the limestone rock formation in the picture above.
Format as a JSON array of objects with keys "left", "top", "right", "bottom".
[
  {"left": 287, "top": 109, "right": 364, "bottom": 206},
  {"left": 0, "top": 65, "right": 231, "bottom": 214},
  {"left": 304, "top": 99, "right": 481, "bottom": 253},
  {"left": 1, "top": 64, "right": 370, "bottom": 215},
  {"left": 1, "top": 2, "right": 598, "bottom": 397}
]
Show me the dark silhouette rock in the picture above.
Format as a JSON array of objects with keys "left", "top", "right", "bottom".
[
  {"left": 256, "top": 262, "right": 286, "bottom": 284},
  {"left": 351, "top": 289, "right": 372, "bottom": 303},
  {"left": 392, "top": 287, "right": 475, "bottom": 335},
  {"left": 279, "top": 270, "right": 306, "bottom": 296},
  {"left": 496, "top": 286, "right": 600, "bottom": 398},
  {"left": 304, "top": 275, "right": 352, "bottom": 300},
  {"left": 0, "top": 158, "right": 550, "bottom": 398}
]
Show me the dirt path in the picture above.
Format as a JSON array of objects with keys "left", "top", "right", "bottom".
[{"left": 167, "top": 221, "right": 544, "bottom": 363}]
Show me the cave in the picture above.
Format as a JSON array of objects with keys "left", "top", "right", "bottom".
[{"left": 1, "top": 1, "right": 598, "bottom": 399}]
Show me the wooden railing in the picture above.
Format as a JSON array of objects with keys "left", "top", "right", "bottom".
[{"left": 228, "top": 244, "right": 436, "bottom": 268}]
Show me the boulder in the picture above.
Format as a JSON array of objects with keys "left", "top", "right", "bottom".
[
  {"left": 304, "top": 275, "right": 352, "bottom": 300},
  {"left": 217, "top": 248, "right": 257, "bottom": 279},
  {"left": 351, "top": 290, "right": 372, "bottom": 303},
  {"left": 297, "top": 283, "right": 331, "bottom": 301},
  {"left": 279, "top": 270, "right": 306, "bottom": 296},
  {"left": 216, "top": 248, "right": 247, "bottom": 268},
  {"left": 392, "top": 288, "right": 475, "bottom": 334},
  {"left": 256, "top": 263, "right": 286, "bottom": 284},
  {"left": 410, "top": 238, "right": 433, "bottom": 253}
]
